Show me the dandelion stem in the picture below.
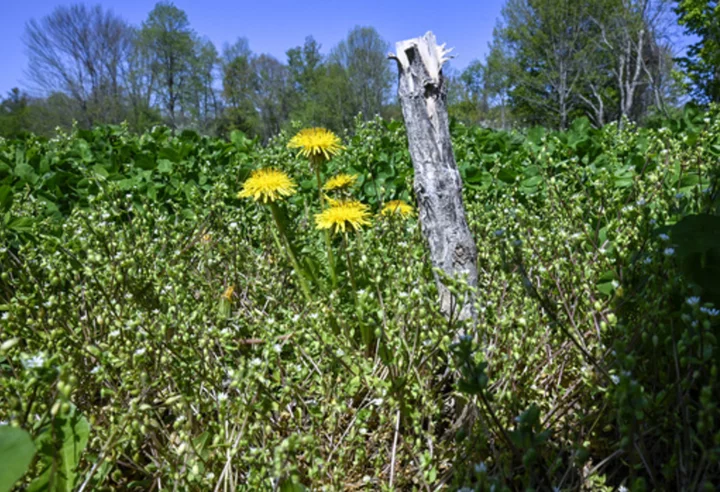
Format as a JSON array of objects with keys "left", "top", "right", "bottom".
[
  {"left": 314, "top": 164, "right": 324, "bottom": 207},
  {"left": 314, "top": 163, "right": 338, "bottom": 288},
  {"left": 269, "top": 203, "right": 313, "bottom": 302},
  {"left": 343, "top": 233, "right": 358, "bottom": 294}
]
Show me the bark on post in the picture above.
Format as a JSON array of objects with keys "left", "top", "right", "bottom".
[{"left": 390, "top": 32, "right": 478, "bottom": 321}]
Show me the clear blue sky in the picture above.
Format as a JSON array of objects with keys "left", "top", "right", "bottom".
[{"left": 0, "top": 0, "right": 505, "bottom": 95}]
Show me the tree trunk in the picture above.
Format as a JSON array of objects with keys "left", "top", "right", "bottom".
[{"left": 390, "top": 32, "right": 478, "bottom": 322}]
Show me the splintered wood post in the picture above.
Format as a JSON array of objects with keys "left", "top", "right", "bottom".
[{"left": 390, "top": 32, "right": 478, "bottom": 321}]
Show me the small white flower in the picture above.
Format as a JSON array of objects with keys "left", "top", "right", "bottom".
[
  {"left": 109, "top": 330, "right": 120, "bottom": 338},
  {"left": 134, "top": 347, "right": 146, "bottom": 356},
  {"left": 23, "top": 354, "right": 45, "bottom": 369},
  {"left": 292, "top": 314, "right": 300, "bottom": 323},
  {"left": 267, "top": 317, "right": 275, "bottom": 325},
  {"left": 663, "top": 247, "right": 675, "bottom": 256},
  {"left": 686, "top": 296, "right": 701, "bottom": 306},
  {"left": 272, "top": 344, "right": 282, "bottom": 354},
  {"left": 250, "top": 358, "right": 262, "bottom": 367},
  {"left": 371, "top": 398, "right": 383, "bottom": 406},
  {"left": 309, "top": 313, "right": 319, "bottom": 320},
  {"left": 91, "top": 366, "right": 101, "bottom": 374},
  {"left": 610, "top": 375, "right": 620, "bottom": 385},
  {"left": 636, "top": 198, "right": 646, "bottom": 206},
  {"left": 335, "top": 348, "right": 345, "bottom": 357},
  {"left": 658, "top": 233, "right": 670, "bottom": 241},
  {"left": 229, "top": 222, "right": 238, "bottom": 230},
  {"left": 217, "top": 392, "right": 228, "bottom": 402},
  {"left": 618, "top": 486, "right": 628, "bottom": 492},
  {"left": 474, "top": 462, "right": 487, "bottom": 473},
  {"left": 1, "top": 312, "right": 8, "bottom": 321},
  {"left": 700, "top": 307, "right": 720, "bottom": 317}
]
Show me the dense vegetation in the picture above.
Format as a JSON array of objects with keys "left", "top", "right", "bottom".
[{"left": 1, "top": 104, "right": 719, "bottom": 490}]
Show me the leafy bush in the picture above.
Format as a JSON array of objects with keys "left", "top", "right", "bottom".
[{"left": 1, "top": 107, "right": 719, "bottom": 490}]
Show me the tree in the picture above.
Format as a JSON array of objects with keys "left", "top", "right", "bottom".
[
  {"left": 186, "top": 38, "right": 220, "bottom": 132},
  {"left": 497, "top": 0, "right": 594, "bottom": 129},
  {"left": 220, "top": 38, "right": 259, "bottom": 136},
  {"left": 286, "top": 36, "right": 325, "bottom": 125},
  {"left": 139, "top": 2, "right": 195, "bottom": 129},
  {"left": 0, "top": 89, "right": 31, "bottom": 138},
  {"left": 484, "top": 38, "right": 513, "bottom": 128},
  {"left": 124, "top": 27, "right": 162, "bottom": 132},
  {"left": 23, "top": 4, "right": 132, "bottom": 127},
  {"left": 591, "top": 0, "right": 675, "bottom": 125},
  {"left": 252, "top": 54, "right": 292, "bottom": 140},
  {"left": 330, "top": 26, "right": 393, "bottom": 120},
  {"left": 675, "top": 0, "right": 720, "bottom": 103}
]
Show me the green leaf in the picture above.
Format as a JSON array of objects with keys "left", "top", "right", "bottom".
[
  {"left": 279, "top": 479, "right": 307, "bottom": 492},
  {"left": 157, "top": 159, "right": 174, "bottom": 174},
  {"left": 0, "top": 426, "right": 36, "bottom": 492},
  {"left": 91, "top": 165, "right": 109, "bottom": 178},
  {"left": 7, "top": 216, "right": 34, "bottom": 233},
  {"left": 28, "top": 406, "right": 90, "bottom": 492},
  {"left": 0, "top": 185, "right": 12, "bottom": 214},
  {"left": 14, "top": 163, "right": 38, "bottom": 184}
]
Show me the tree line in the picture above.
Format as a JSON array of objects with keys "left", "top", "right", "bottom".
[{"left": 1, "top": 0, "right": 718, "bottom": 139}]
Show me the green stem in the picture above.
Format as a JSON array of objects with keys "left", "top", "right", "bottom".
[
  {"left": 314, "top": 163, "right": 337, "bottom": 288},
  {"left": 269, "top": 203, "right": 313, "bottom": 302},
  {"left": 325, "top": 231, "right": 337, "bottom": 288},
  {"left": 343, "top": 233, "right": 358, "bottom": 294},
  {"left": 314, "top": 165, "right": 325, "bottom": 207}
]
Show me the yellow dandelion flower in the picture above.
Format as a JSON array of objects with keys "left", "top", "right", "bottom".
[
  {"left": 315, "top": 200, "right": 372, "bottom": 233},
  {"left": 201, "top": 233, "right": 211, "bottom": 243},
  {"left": 222, "top": 285, "right": 235, "bottom": 301},
  {"left": 323, "top": 173, "right": 358, "bottom": 191},
  {"left": 288, "top": 128, "right": 344, "bottom": 161},
  {"left": 237, "top": 168, "right": 297, "bottom": 203},
  {"left": 381, "top": 200, "right": 414, "bottom": 217}
]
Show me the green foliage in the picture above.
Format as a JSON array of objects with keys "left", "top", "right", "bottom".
[
  {"left": 28, "top": 405, "right": 90, "bottom": 492},
  {"left": 0, "top": 426, "right": 35, "bottom": 492},
  {"left": 1, "top": 107, "right": 720, "bottom": 490},
  {"left": 675, "top": 0, "right": 720, "bottom": 104}
]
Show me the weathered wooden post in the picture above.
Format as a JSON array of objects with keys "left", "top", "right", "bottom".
[{"left": 390, "top": 32, "right": 478, "bottom": 321}]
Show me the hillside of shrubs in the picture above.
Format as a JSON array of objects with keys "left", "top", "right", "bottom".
[{"left": 1, "top": 107, "right": 720, "bottom": 491}]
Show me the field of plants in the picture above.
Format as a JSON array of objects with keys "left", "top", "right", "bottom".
[{"left": 1, "top": 108, "right": 720, "bottom": 491}]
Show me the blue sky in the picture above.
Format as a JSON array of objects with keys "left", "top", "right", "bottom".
[{"left": 0, "top": 0, "right": 505, "bottom": 95}]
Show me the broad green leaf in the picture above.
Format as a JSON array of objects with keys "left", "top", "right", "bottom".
[
  {"left": 0, "top": 185, "right": 12, "bottom": 213},
  {"left": 0, "top": 426, "right": 36, "bottom": 492},
  {"left": 7, "top": 216, "right": 34, "bottom": 233},
  {"left": 28, "top": 407, "right": 90, "bottom": 492},
  {"left": 157, "top": 159, "right": 174, "bottom": 174}
]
